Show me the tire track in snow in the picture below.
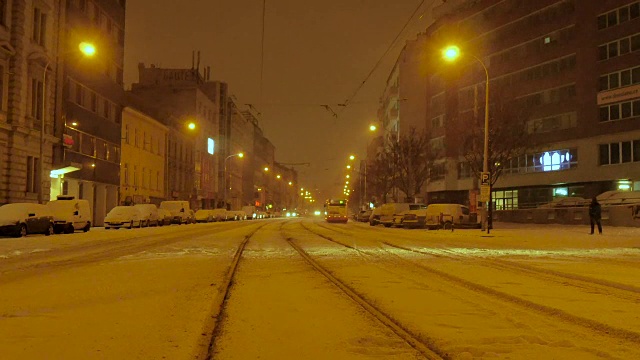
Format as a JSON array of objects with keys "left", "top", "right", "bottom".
[
  {"left": 0, "top": 222, "right": 256, "bottom": 284},
  {"left": 289, "top": 221, "right": 447, "bottom": 360},
  {"left": 384, "top": 242, "right": 640, "bottom": 301},
  {"left": 301, "top": 221, "right": 640, "bottom": 346}
]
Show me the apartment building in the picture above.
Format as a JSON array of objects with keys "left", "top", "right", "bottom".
[
  {"left": 130, "top": 63, "right": 219, "bottom": 210},
  {"left": 51, "top": 0, "right": 126, "bottom": 226},
  {"left": 120, "top": 106, "right": 167, "bottom": 205},
  {"left": 0, "top": 0, "right": 63, "bottom": 204},
  {"left": 423, "top": 0, "right": 640, "bottom": 209}
]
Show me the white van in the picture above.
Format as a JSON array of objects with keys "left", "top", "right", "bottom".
[
  {"left": 159, "top": 201, "right": 191, "bottom": 224},
  {"left": 46, "top": 196, "right": 92, "bottom": 234},
  {"left": 242, "top": 205, "right": 257, "bottom": 219}
]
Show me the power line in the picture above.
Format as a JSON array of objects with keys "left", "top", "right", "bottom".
[{"left": 341, "top": 0, "right": 427, "bottom": 109}]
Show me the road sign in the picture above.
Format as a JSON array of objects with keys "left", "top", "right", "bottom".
[
  {"left": 480, "top": 172, "right": 490, "bottom": 186},
  {"left": 480, "top": 185, "right": 490, "bottom": 202}
]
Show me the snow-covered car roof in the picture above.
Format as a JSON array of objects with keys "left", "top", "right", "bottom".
[{"left": 0, "top": 203, "right": 52, "bottom": 219}]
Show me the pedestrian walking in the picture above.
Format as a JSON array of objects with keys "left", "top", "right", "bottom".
[{"left": 589, "top": 197, "right": 602, "bottom": 235}]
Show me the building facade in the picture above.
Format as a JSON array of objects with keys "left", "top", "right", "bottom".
[
  {"left": 120, "top": 106, "right": 167, "bottom": 205},
  {"left": 130, "top": 63, "right": 219, "bottom": 210},
  {"left": 420, "top": 0, "right": 640, "bottom": 209},
  {"left": 0, "top": 0, "right": 63, "bottom": 205}
]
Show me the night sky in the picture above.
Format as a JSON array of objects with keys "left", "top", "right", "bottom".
[{"left": 124, "top": 0, "right": 434, "bottom": 202}]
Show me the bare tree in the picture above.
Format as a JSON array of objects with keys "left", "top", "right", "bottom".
[
  {"left": 366, "top": 147, "right": 395, "bottom": 204},
  {"left": 462, "top": 87, "right": 534, "bottom": 228},
  {"left": 392, "top": 128, "right": 435, "bottom": 202}
]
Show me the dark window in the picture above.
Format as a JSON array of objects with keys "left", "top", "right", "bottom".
[
  {"left": 599, "top": 106, "right": 609, "bottom": 121},
  {"left": 622, "top": 141, "right": 632, "bottom": 162},
  {"left": 599, "top": 75, "right": 609, "bottom": 91},
  {"left": 75, "top": 83, "right": 83, "bottom": 105},
  {"left": 610, "top": 104, "right": 620, "bottom": 120},
  {"left": 631, "top": 2, "right": 640, "bottom": 19},
  {"left": 599, "top": 144, "right": 610, "bottom": 165},
  {"left": 611, "top": 142, "right": 620, "bottom": 163},
  {"left": 90, "top": 92, "right": 97, "bottom": 112},
  {"left": 620, "top": 38, "right": 630, "bottom": 54},
  {"left": 634, "top": 100, "right": 640, "bottom": 116},
  {"left": 621, "top": 70, "right": 632, "bottom": 86},
  {"left": 609, "top": 73, "right": 619, "bottom": 88},
  {"left": 597, "top": 14, "right": 607, "bottom": 29},
  {"left": 32, "top": 7, "right": 47, "bottom": 47},
  {"left": 622, "top": 102, "right": 632, "bottom": 118},
  {"left": 607, "top": 11, "right": 618, "bottom": 26},
  {"left": 633, "top": 140, "right": 640, "bottom": 162},
  {"left": 0, "top": 0, "right": 6, "bottom": 26},
  {"left": 619, "top": 6, "right": 630, "bottom": 23},
  {"left": 598, "top": 45, "right": 608, "bottom": 60},
  {"left": 633, "top": 67, "right": 640, "bottom": 84},
  {"left": 632, "top": 34, "right": 640, "bottom": 52},
  {"left": 608, "top": 42, "right": 618, "bottom": 58},
  {"left": 31, "top": 78, "right": 43, "bottom": 120}
]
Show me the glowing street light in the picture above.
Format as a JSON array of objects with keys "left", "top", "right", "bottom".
[
  {"left": 276, "top": 174, "right": 281, "bottom": 179},
  {"left": 187, "top": 122, "right": 196, "bottom": 130},
  {"left": 442, "top": 45, "right": 461, "bottom": 62},
  {"left": 349, "top": 155, "right": 355, "bottom": 160},
  {"left": 79, "top": 42, "right": 97, "bottom": 57},
  {"left": 346, "top": 175, "right": 350, "bottom": 179},
  {"left": 346, "top": 165, "right": 351, "bottom": 169},
  {"left": 369, "top": 124, "right": 377, "bottom": 132},
  {"left": 288, "top": 181, "right": 293, "bottom": 186}
]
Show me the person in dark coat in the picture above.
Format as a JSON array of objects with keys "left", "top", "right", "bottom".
[{"left": 589, "top": 197, "right": 602, "bottom": 235}]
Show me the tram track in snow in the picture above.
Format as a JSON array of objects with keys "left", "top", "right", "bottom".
[
  {"left": 197, "top": 221, "right": 277, "bottom": 360},
  {"left": 283, "top": 220, "right": 446, "bottom": 360},
  {"left": 300, "top": 220, "right": 640, "bottom": 346},
  {"left": 318, "top": 221, "right": 640, "bottom": 300}
]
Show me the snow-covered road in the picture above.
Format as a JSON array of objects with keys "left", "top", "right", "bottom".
[{"left": 1, "top": 219, "right": 639, "bottom": 359}]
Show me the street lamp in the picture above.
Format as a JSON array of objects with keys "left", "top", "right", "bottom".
[
  {"left": 369, "top": 124, "right": 377, "bottom": 132},
  {"left": 37, "top": 41, "right": 97, "bottom": 204},
  {"left": 223, "top": 152, "right": 244, "bottom": 210},
  {"left": 443, "top": 44, "right": 491, "bottom": 232},
  {"left": 349, "top": 155, "right": 355, "bottom": 160}
]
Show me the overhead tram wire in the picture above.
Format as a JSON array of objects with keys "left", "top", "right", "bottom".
[{"left": 339, "top": 0, "right": 428, "bottom": 113}]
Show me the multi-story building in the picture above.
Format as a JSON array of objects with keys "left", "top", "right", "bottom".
[
  {"left": 252, "top": 125, "right": 275, "bottom": 210},
  {"left": 51, "top": 0, "right": 126, "bottom": 225},
  {"left": 130, "top": 63, "right": 219, "bottom": 210},
  {"left": 120, "top": 106, "right": 167, "bottom": 205},
  {"left": 421, "top": 0, "right": 640, "bottom": 209},
  {"left": 0, "top": 0, "right": 63, "bottom": 204}
]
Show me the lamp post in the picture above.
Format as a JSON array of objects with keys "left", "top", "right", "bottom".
[
  {"left": 223, "top": 152, "right": 244, "bottom": 210},
  {"left": 37, "top": 42, "right": 96, "bottom": 204},
  {"left": 443, "top": 45, "right": 491, "bottom": 232}
]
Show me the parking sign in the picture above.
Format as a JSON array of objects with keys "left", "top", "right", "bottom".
[{"left": 480, "top": 172, "right": 490, "bottom": 186}]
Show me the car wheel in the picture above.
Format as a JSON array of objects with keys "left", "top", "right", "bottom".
[
  {"left": 442, "top": 221, "right": 453, "bottom": 230},
  {"left": 83, "top": 222, "right": 91, "bottom": 232},
  {"left": 138, "top": 220, "right": 143, "bottom": 228},
  {"left": 128, "top": 221, "right": 133, "bottom": 229},
  {"left": 45, "top": 223, "right": 54, "bottom": 236},
  {"left": 384, "top": 224, "right": 392, "bottom": 228},
  {"left": 15, "top": 224, "right": 27, "bottom": 238},
  {"left": 65, "top": 224, "right": 74, "bottom": 234}
]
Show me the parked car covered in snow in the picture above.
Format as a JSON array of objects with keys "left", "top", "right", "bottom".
[
  {"left": 228, "top": 210, "right": 246, "bottom": 221},
  {"left": 211, "top": 209, "right": 228, "bottom": 222},
  {"left": 157, "top": 209, "right": 172, "bottom": 226},
  {"left": 356, "top": 209, "right": 372, "bottom": 222},
  {"left": 195, "top": 209, "right": 214, "bottom": 223},
  {"left": 159, "top": 201, "right": 191, "bottom": 224},
  {"left": 0, "top": 203, "right": 54, "bottom": 237},
  {"left": 133, "top": 204, "right": 160, "bottom": 227},
  {"left": 46, "top": 196, "right": 92, "bottom": 234},
  {"left": 104, "top": 206, "right": 143, "bottom": 229}
]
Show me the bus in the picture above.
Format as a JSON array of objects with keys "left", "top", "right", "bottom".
[{"left": 324, "top": 199, "right": 348, "bottom": 223}]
